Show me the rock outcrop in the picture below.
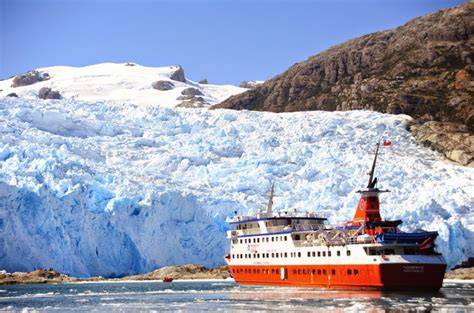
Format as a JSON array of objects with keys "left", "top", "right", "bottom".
[
  {"left": 12, "top": 71, "right": 50, "bottom": 87},
  {"left": 213, "top": 3, "right": 473, "bottom": 165},
  {"left": 181, "top": 87, "right": 203, "bottom": 97},
  {"left": 120, "top": 264, "right": 230, "bottom": 281},
  {"left": 239, "top": 80, "right": 263, "bottom": 89},
  {"left": 6, "top": 92, "right": 18, "bottom": 98},
  {"left": 176, "top": 96, "right": 209, "bottom": 108},
  {"left": 170, "top": 65, "right": 186, "bottom": 82},
  {"left": 0, "top": 269, "right": 78, "bottom": 284},
  {"left": 38, "top": 87, "right": 61, "bottom": 100},
  {"left": 177, "top": 87, "right": 205, "bottom": 105},
  {"left": 445, "top": 267, "right": 474, "bottom": 280},
  {"left": 0, "top": 265, "right": 230, "bottom": 284},
  {"left": 410, "top": 121, "right": 474, "bottom": 166},
  {"left": 199, "top": 79, "right": 208, "bottom": 84},
  {"left": 152, "top": 80, "right": 175, "bottom": 91}
]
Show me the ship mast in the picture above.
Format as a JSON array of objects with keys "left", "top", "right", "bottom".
[
  {"left": 266, "top": 182, "right": 275, "bottom": 215},
  {"left": 367, "top": 141, "right": 380, "bottom": 189}
]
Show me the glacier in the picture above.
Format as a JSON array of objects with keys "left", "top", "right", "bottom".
[
  {"left": 0, "top": 95, "right": 473, "bottom": 277},
  {"left": 0, "top": 98, "right": 474, "bottom": 276}
]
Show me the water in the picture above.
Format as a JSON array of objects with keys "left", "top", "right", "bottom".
[{"left": 0, "top": 280, "right": 472, "bottom": 312}]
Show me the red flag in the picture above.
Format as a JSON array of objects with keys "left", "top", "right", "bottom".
[{"left": 383, "top": 140, "right": 392, "bottom": 146}]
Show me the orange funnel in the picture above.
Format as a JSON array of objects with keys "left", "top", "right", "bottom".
[{"left": 353, "top": 190, "right": 382, "bottom": 222}]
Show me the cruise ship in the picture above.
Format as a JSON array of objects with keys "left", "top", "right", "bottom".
[{"left": 225, "top": 141, "right": 446, "bottom": 291}]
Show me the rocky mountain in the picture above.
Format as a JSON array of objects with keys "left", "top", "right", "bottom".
[{"left": 213, "top": 3, "right": 474, "bottom": 166}]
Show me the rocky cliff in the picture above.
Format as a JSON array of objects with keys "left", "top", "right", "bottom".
[{"left": 213, "top": 3, "right": 474, "bottom": 166}]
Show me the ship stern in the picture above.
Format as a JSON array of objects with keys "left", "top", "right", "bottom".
[{"left": 379, "top": 261, "right": 446, "bottom": 291}]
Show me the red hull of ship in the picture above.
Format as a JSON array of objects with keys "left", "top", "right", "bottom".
[{"left": 230, "top": 263, "right": 446, "bottom": 291}]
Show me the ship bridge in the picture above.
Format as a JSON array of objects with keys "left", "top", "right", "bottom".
[{"left": 227, "top": 212, "right": 327, "bottom": 238}]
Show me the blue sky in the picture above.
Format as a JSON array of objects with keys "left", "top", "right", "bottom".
[{"left": 0, "top": 0, "right": 466, "bottom": 84}]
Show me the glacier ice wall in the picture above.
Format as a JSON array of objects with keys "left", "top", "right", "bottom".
[{"left": 0, "top": 97, "right": 473, "bottom": 277}]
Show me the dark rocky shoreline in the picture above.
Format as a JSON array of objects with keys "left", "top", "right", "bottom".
[
  {"left": 0, "top": 265, "right": 230, "bottom": 285},
  {"left": 1, "top": 264, "right": 473, "bottom": 285}
]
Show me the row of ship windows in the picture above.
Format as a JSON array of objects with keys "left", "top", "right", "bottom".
[
  {"left": 231, "top": 268, "right": 360, "bottom": 276},
  {"left": 232, "top": 250, "right": 351, "bottom": 259},
  {"left": 239, "top": 236, "right": 288, "bottom": 244}
]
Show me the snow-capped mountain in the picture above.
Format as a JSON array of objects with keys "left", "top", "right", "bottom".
[
  {"left": 0, "top": 63, "right": 245, "bottom": 108},
  {"left": 0, "top": 64, "right": 472, "bottom": 277}
]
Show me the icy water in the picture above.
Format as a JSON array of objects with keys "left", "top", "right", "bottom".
[{"left": 0, "top": 280, "right": 473, "bottom": 312}]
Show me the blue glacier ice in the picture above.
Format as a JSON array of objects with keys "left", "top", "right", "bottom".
[{"left": 0, "top": 97, "right": 473, "bottom": 277}]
